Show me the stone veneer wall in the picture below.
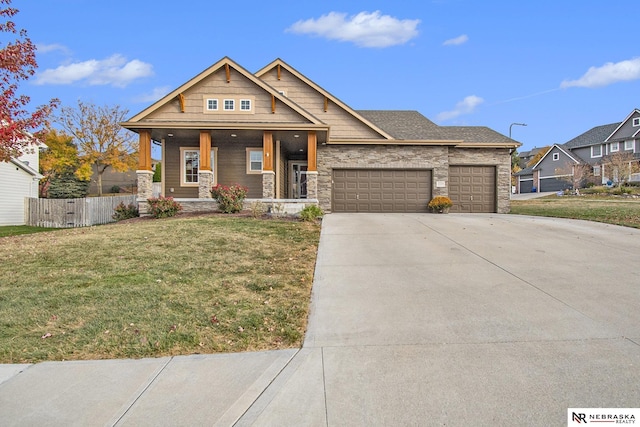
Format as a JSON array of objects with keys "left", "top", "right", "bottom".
[
  {"left": 448, "top": 147, "right": 512, "bottom": 213},
  {"left": 317, "top": 145, "right": 449, "bottom": 212},
  {"left": 316, "top": 145, "right": 512, "bottom": 213}
]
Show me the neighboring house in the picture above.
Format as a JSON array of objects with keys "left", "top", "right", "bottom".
[
  {"left": 121, "top": 57, "right": 519, "bottom": 214},
  {"left": 87, "top": 159, "right": 159, "bottom": 194},
  {"left": 516, "top": 109, "right": 640, "bottom": 192},
  {"left": 0, "top": 144, "right": 43, "bottom": 225}
]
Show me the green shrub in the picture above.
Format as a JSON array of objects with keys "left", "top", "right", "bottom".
[
  {"left": 249, "top": 201, "right": 266, "bottom": 218},
  {"left": 112, "top": 202, "right": 139, "bottom": 221},
  {"left": 110, "top": 185, "right": 121, "bottom": 194},
  {"left": 153, "top": 164, "right": 162, "bottom": 182},
  {"left": 147, "top": 196, "right": 182, "bottom": 218},
  {"left": 47, "top": 174, "right": 89, "bottom": 199},
  {"left": 299, "top": 205, "right": 323, "bottom": 222},
  {"left": 211, "top": 184, "right": 248, "bottom": 213}
]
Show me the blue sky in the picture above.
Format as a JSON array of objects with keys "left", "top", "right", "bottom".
[{"left": 13, "top": 0, "right": 640, "bottom": 153}]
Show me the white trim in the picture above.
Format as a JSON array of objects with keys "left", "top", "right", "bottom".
[
  {"left": 625, "top": 140, "right": 635, "bottom": 151},
  {"left": 246, "top": 148, "right": 263, "bottom": 174},
  {"left": 240, "top": 99, "right": 252, "bottom": 111},
  {"left": 205, "top": 98, "right": 218, "bottom": 111},
  {"left": 633, "top": 117, "right": 640, "bottom": 127},
  {"left": 552, "top": 153, "right": 559, "bottom": 161},
  {"left": 223, "top": 99, "right": 235, "bottom": 111},
  {"left": 610, "top": 141, "right": 619, "bottom": 152},
  {"left": 591, "top": 145, "right": 603, "bottom": 158},
  {"left": 180, "top": 147, "right": 200, "bottom": 186}
]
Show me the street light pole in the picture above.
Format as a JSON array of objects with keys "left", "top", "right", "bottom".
[{"left": 509, "top": 122, "right": 527, "bottom": 139}]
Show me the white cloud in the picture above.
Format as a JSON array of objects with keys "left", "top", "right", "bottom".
[
  {"left": 36, "top": 43, "right": 71, "bottom": 55},
  {"left": 443, "top": 34, "right": 468, "bottom": 46},
  {"left": 34, "top": 54, "right": 154, "bottom": 87},
  {"left": 436, "top": 95, "right": 484, "bottom": 121},
  {"left": 561, "top": 57, "right": 640, "bottom": 88},
  {"left": 287, "top": 11, "right": 420, "bottom": 48},
  {"left": 133, "top": 86, "right": 173, "bottom": 103}
]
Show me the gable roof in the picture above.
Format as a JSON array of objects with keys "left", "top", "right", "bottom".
[
  {"left": 563, "top": 123, "right": 620, "bottom": 149},
  {"left": 256, "top": 59, "right": 394, "bottom": 140},
  {"left": 531, "top": 144, "right": 580, "bottom": 170},
  {"left": 9, "top": 158, "right": 42, "bottom": 178},
  {"left": 604, "top": 108, "right": 640, "bottom": 142},
  {"left": 125, "top": 57, "right": 323, "bottom": 126}
]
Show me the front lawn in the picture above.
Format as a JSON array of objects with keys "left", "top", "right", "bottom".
[
  {"left": 0, "top": 214, "right": 321, "bottom": 363},
  {"left": 0, "top": 225, "right": 59, "bottom": 238},
  {"left": 510, "top": 195, "right": 640, "bottom": 228}
]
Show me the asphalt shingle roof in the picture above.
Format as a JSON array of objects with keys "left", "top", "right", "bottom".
[
  {"left": 357, "top": 110, "right": 515, "bottom": 144},
  {"left": 563, "top": 123, "right": 619, "bottom": 149}
]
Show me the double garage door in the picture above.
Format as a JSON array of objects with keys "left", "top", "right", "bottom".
[{"left": 332, "top": 166, "right": 496, "bottom": 213}]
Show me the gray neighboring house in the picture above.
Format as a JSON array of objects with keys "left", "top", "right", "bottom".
[{"left": 516, "top": 109, "right": 640, "bottom": 192}]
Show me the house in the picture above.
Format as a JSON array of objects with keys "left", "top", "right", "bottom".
[
  {"left": 121, "top": 57, "right": 519, "bottom": 214},
  {"left": 516, "top": 109, "right": 640, "bottom": 192},
  {"left": 0, "top": 143, "right": 43, "bottom": 225}
]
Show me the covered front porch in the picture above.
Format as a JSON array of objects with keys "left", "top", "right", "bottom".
[{"left": 134, "top": 126, "right": 327, "bottom": 214}]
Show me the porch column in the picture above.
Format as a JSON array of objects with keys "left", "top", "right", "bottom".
[
  {"left": 307, "top": 131, "right": 318, "bottom": 200},
  {"left": 198, "top": 131, "right": 213, "bottom": 198},
  {"left": 137, "top": 130, "right": 154, "bottom": 206},
  {"left": 262, "top": 131, "right": 275, "bottom": 198}
]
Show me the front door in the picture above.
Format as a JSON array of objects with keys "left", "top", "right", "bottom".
[{"left": 291, "top": 162, "right": 308, "bottom": 199}]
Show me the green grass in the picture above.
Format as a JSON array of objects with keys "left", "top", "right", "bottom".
[
  {"left": 0, "top": 214, "right": 320, "bottom": 363},
  {"left": 0, "top": 225, "right": 59, "bottom": 238},
  {"left": 510, "top": 195, "right": 640, "bottom": 228}
]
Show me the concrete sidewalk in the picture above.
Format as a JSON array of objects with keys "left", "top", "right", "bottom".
[{"left": 1, "top": 213, "right": 639, "bottom": 426}]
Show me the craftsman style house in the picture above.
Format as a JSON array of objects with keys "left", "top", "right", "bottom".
[{"left": 121, "top": 57, "right": 519, "bottom": 214}]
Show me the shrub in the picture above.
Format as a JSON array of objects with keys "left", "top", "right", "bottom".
[
  {"left": 110, "top": 185, "right": 121, "bottom": 194},
  {"left": 147, "top": 196, "right": 182, "bottom": 218},
  {"left": 249, "top": 201, "right": 266, "bottom": 218},
  {"left": 299, "top": 205, "right": 324, "bottom": 222},
  {"left": 428, "top": 196, "right": 453, "bottom": 212},
  {"left": 47, "top": 174, "right": 89, "bottom": 199},
  {"left": 211, "top": 184, "right": 248, "bottom": 213},
  {"left": 112, "top": 202, "right": 139, "bottom": 221}
]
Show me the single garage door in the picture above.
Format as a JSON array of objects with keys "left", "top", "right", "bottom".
[
  {"left": 449, "top": 166, "right": 496, "bottom": 213},
  {"left": 332, "top": 169, "right": 432, "bottom": 213}
]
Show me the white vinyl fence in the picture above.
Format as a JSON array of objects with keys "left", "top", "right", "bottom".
[{"left": 26, "top": 195, "right": 137, "bottom": 228}]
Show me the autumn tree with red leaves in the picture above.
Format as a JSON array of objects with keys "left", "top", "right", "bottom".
[{"left": 0, "top": 0, "right": 58, "bottom": 161}]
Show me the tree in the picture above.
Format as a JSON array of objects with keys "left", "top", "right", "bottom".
[
  {"left": 57, "top": 101, "right": 138, "bottom": 196},
  {"left": 603, "top": 151, "right": 639, "bottom": 187},
  {"left": 0, "top": 0, "right": 59, "bottom": 161},
  {"left": 526, "top": 146, "right": 551, "bottom": 167},
  {"left": 554, "top": 163, "right": 593, "bottom": 190},
  {"left": 38, "top": 129, "right": 91, "bottom": 197}
]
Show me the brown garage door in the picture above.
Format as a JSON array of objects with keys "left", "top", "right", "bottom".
[
  {"left": 332, "top": 169, "right": 432, "bottom": 213},
  {"left": 449, "top": 166, "right": 496, "bottom": 213}
]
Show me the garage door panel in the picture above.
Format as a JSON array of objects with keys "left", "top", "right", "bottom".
[
  {"left": 449, "top": 166, "right": 496, "bottom": 213},
  {"left": 332, "top": 169, "right": 432, "bottom": 213}
]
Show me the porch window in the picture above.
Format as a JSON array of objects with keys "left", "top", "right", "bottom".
[
  {"left": 180, "top": 147, "right": 217, "bottom": 186},
  {"left": 611, "top": 142, "right": 619, "bottom": 152},
  {"left": 224, "top": 99, "right": 235, "bottom": 111},
  {"left": 591, "top": 145, "right": 602, "bottom": 158},
  {"left": 246, "top": 148, "right": 263, "bottom": 174}
]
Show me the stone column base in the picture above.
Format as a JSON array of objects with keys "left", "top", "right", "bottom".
[
  {"left": 262, "top": 171, "right": 275, "bottom": 199},
  {"left": 198, "top": 170, "right": 213, "bottom": 198},
  {"left": 306, "top": 171, "right": 318, "bottom": 200}
]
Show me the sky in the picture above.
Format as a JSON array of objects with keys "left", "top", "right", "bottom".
[{"left": 10, "top": 0, "right": 640, "bottom": 155}]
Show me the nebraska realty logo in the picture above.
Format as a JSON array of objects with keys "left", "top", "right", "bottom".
[{"left": 568, "top": 408, "right": 639, "bottom": 424}]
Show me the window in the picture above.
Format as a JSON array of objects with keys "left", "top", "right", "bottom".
[
  {"left": 633, "top": 118, "right": 640, "bottom": 127},
  {"left": 611, "top": 142, "right": 619, "bottom": 152},
  {"left": 552, "top": 153, "right": 559, "bottom": 161},
  {"left": 240, "top": 99, "right": 251, "bottom": 111},
  {"left": 591, "top": 145, "right": 602, "bottom": 158},
  {"left": 224, "top": 99, "right": 235, "bottom": 111},
  {"left": 206, "top": 99, "right": 218, "bottom": 111},
  {"left": 180, "top": 147, "right": 218, "bottom": 186},
  {"left": 182, "top": 149, "right": 199, "bottom": 185},
  {"left": 246, "top": 148, "right": 263, "bottom": 173},
  {"left": 625, "top": 140, "right": 635, "bottom": 151},
  {"left": 593, "top": 165, "right": 601, "bottom": 176}
]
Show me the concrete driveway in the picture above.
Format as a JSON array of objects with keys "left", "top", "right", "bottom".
[{"left": 1, "top": 213, "right": 639, "bottom": 426}]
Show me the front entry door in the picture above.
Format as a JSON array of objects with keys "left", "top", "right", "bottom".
[{"left": 291, "top": 162, "right": 308, "bottom": 199}]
